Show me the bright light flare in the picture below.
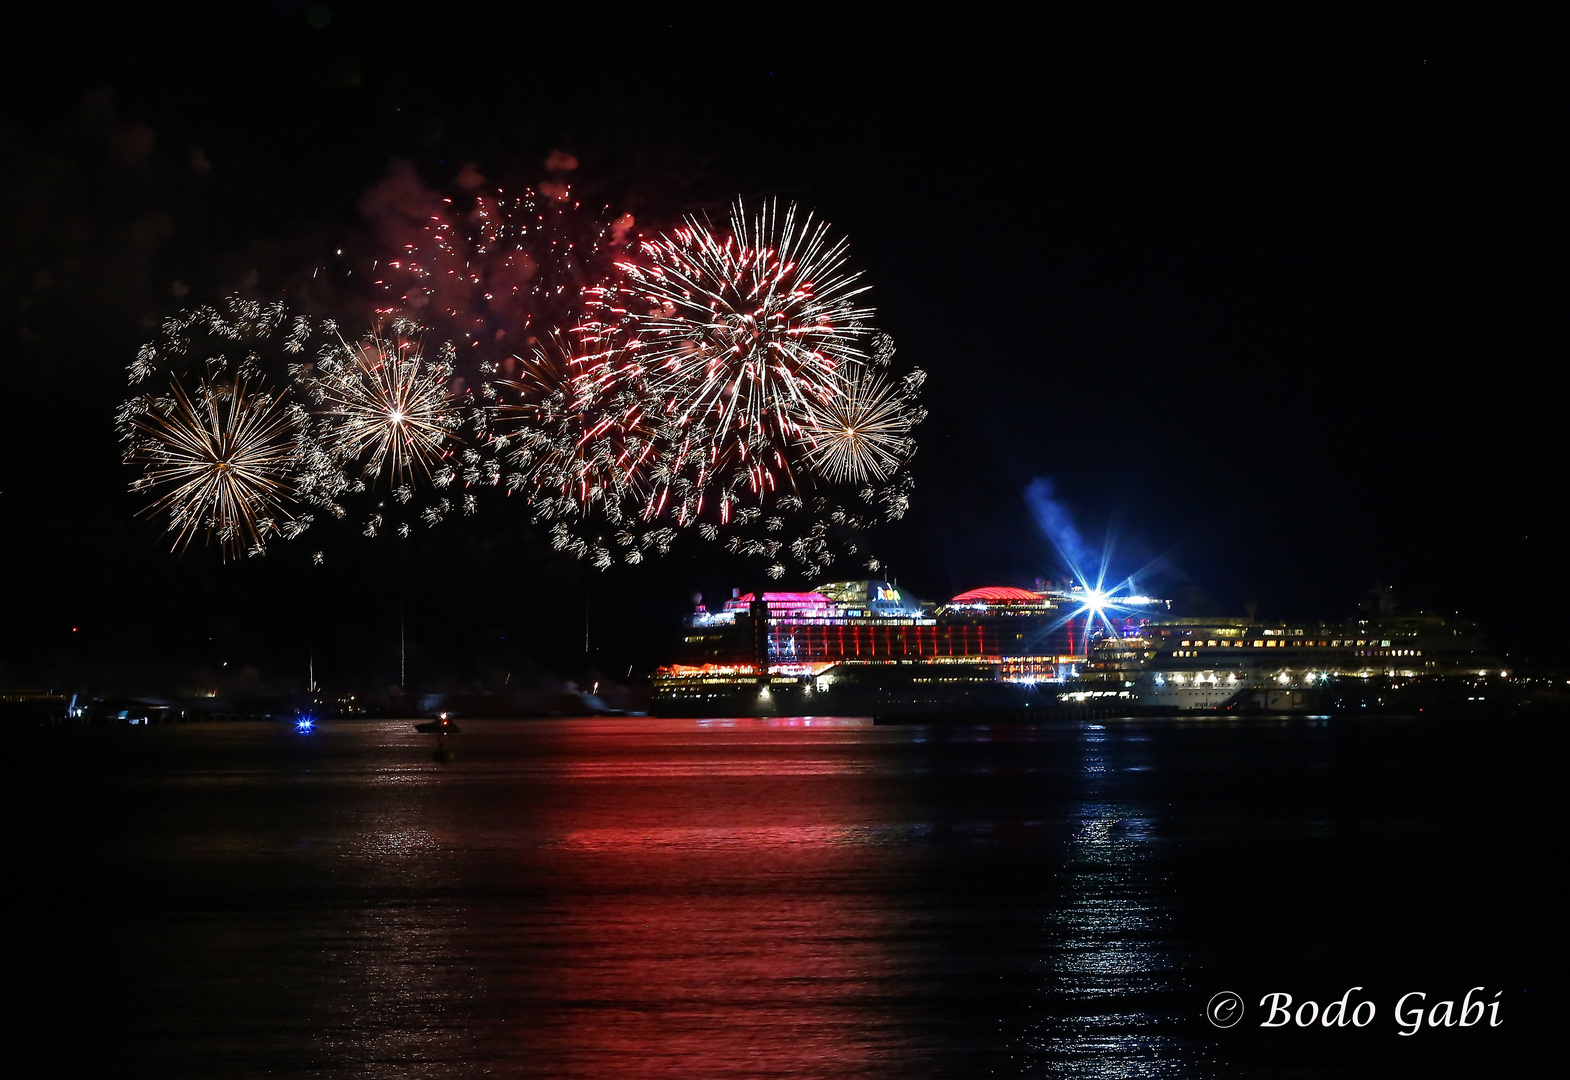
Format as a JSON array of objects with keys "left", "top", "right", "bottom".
[{"left": 1059, "top": 573, "right": 1164, "bottom": 646}]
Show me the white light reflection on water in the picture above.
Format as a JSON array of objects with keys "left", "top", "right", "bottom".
[{"left": 1013, "top": 723, "right": 1207, "bottom": 1079}]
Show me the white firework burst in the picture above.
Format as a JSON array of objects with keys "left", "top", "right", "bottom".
[
  {"left": 307, "top": 324, "right": 459, "bottom": 486},
  {"left": 125, "top": 377, "right": 298, "bottom": 557},
  {"left": 798, "top": 369, "right": 919, "bottom": 484}
]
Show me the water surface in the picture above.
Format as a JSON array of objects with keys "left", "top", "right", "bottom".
[{"left": 10, "top": 715, "right": 1549, "bottom": 1077}]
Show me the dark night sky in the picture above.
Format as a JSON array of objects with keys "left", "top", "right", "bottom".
[{"left": 3, "top": 4, "right": 1567, "bottom": 694}]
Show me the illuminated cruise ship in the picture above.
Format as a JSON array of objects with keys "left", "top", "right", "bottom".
[
  {"left": 653, "top": 580, "right": 1168, "bottom": 714},
  {"left": 654, "top": 580, "right": 1506, "bottom": 716},
  {"left": 1086, "top": 614, "right": 1505, "bottom": 711}
]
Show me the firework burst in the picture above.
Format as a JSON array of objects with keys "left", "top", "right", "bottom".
[
  {"left": 303, "top": 323, "right": 460, "bottom": 487},
  {"left": 120, "top": 298, "right": 323, "bottom": 555},
  {"left": 122, "top": 299, "right": 478, "bottom": 555},
  {"left": 798, "top": 367, "right": 924, "bottom": 484},
  {"left": 123, "top": 184, "right": 925, "bottom": 577},
  {"left": 125, "top": 377, "right": 300, "bottom": 557},
  {"left": 486, "top": 332, "right": 655, "bottom": 522},
  {"left": 586, "top": 199, "right": 875, "bottom": 521}
]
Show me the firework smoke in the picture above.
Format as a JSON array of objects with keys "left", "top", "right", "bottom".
[{"left": 362, "top": 165, "right": 628, "bottom": 377}]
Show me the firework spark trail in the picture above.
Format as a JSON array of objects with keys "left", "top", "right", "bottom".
[
  {"left": 126, "top": 377, "right": 300, "bottom": 557},
  {"left": 486, "top": 332, "right": 654, "bottom": 523}
]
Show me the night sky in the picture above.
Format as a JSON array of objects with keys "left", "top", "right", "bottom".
[{"left": 3, "top": 5, "right": 1567, "bottom": 695}]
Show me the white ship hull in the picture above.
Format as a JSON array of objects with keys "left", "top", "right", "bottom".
[{"left": 1133, "top": 671, "right": 1252, "bottom": 710}]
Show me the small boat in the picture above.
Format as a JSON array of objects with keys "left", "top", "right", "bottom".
[{"left": 415, "top": 714, "right": 462, "bottom": 734}]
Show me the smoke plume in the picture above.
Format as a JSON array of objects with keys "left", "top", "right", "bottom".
[{"left": 1024, "top": 477, "right": 1097, "bottom": 577}]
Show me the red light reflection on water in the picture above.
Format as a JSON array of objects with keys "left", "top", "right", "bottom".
[{"left": 504, "top": 719, "right": 920, "bottom": 1078}]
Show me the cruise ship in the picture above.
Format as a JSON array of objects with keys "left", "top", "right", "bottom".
[
  {"left": 652, "top": 580, "right": 1507, "bottom": 716},
  {"left": 1084, "top": 614, "right": 1505, "bottom": 711},
  {"left": 653, "top": 579, "right": 1166, "bottom": 716}
]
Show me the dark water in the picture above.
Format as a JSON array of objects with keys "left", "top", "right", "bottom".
[{"left": 9, "top": 716, "right": 1551, "bottom": 1077}]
